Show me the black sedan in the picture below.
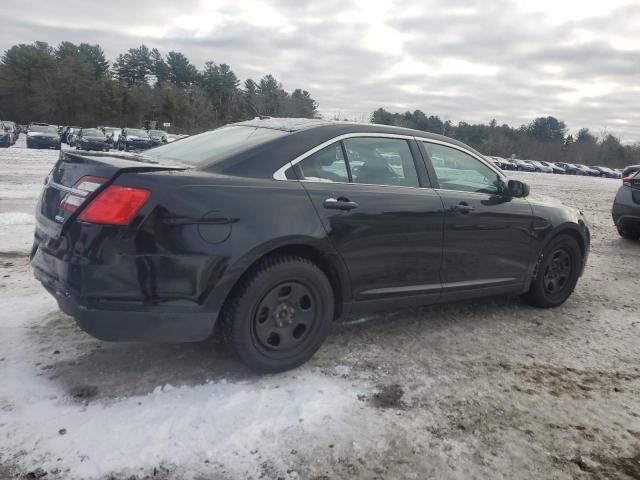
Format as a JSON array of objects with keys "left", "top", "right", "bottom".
[
  {"left": 26, "top": 124, "right": 61, "bottom": 150},
  {"left": 539, "top": 161, "right": 566, "bottom": 174},
  {"left": 118, "top": 128, "right": 155, "bottom": 151},
  {"left": 31, "top": 118, "right": 591, "bottom": 372},
  {"left": 612, "top": 172, "right": 640, "bottom": 239},
  {"left": 76, "top": 128, "right": 110, "bottom": 151},
  {"left": 592, "top": 166, "right": 619, "bottom": 178},
  {"left": 555, "top": 162, "right": 581, "bottom": 175}
]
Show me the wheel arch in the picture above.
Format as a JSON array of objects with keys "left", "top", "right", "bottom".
[
  {"left": 526, "top": 222, "right": 589, "bottom": 290},
  {"left": 206, "top": 238, "right": 352, "bottom": 323}
]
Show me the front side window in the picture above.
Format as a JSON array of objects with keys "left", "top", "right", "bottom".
[
  {"left": 297, "top": 143, "right": 349, "bottom": 183},
  {"left": 424, "top": 142, "right": 501, "bottom": 194},
  {"left": 343, "top": 137, "right": 419, "bottom": 187}
]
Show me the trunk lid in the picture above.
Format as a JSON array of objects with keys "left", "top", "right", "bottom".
[{"left": 37, "top": 150, "right": 187, "bottom": 236}]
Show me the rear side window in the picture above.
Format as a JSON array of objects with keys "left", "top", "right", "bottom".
[
  {"left": 150, "top": 126, "right": 288, "bottom": 167},
  {"left": 298, "top": 143, "right": 349, "bottom": 182},
  {"left": 344, "top": 137, "right": 419, "bottom": 187}
]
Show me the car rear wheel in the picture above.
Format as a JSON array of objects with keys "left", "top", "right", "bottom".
[
  {"left": 526, "top": 234, "right": 581, "bottom": 308},
  {"left": 222, "top": 255, "right": 334, "bottom": 373}
]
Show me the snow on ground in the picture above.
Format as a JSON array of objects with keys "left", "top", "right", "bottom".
[
  {"left": 1, "top": 135, "right": 640, "bottom": 479},
  {"left": 1, "top": 288, "right": 370, "bottom": 479}
]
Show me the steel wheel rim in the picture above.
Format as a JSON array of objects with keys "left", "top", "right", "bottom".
[
  {"left": 542, "top": 248, "right": 572, "bottom": 295},
  {"left": 251, "top": 281, "right": 319, "bottom": 356}
]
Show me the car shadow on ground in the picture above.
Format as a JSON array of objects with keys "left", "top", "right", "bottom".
[{"left": 30, "top": 294, "right": 547, "bottom": 403}]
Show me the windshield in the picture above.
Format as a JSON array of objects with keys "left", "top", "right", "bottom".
[
  {"left": 30, "top": 125, "right": 58, "bottom": 133},
  {"left": 82, "top": 128, "right": 104, "bottom": 137},
  {"left": 127, "top": 129, "right": 149, "bottom": 137},
  {"left": 149, "top": 126, "right": 288, "bottom": 167}
]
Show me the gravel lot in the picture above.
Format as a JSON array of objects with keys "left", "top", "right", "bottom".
[{"left": 1, "top": 136, "right": 639, "bottom": 479}]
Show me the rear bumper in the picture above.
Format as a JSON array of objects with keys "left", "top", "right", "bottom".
[
  {"left": 31, "top": 244, "right": 218, "bottom": 342},
  {"left": 612, "top": 187, "right": 640, "bottom": 228},
  {"left": 53, "top": 288, "right": 216, "bottom": 342}
]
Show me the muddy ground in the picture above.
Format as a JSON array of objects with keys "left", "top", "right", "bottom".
[{"left": 1, "top": 139, "right": 639, "bottom": 479}]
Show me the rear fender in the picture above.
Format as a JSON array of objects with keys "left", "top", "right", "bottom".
[{"left": 201, "top": 235, "right": 352, "bottom": 317}]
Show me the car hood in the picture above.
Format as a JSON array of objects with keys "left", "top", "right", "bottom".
[
  {"left": 82, "top": 136, "right": 107, "bottom": 141},
  {"left": 527, "top": 193, "right": 583, "bottom": 221}
]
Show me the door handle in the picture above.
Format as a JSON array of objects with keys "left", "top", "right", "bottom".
[
  {"left": 323, "top": 197, "right": 359, "bottom": 210},
  {"left": 450, "top": 202, "right": 475, "bottom": 214}
]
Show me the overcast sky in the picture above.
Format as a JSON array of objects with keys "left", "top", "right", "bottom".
[{"left": 1, "top": 0, "right": 639, "bottom": 141}]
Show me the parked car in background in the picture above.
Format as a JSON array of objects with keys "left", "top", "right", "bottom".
[
  {"left": 512, "top": 159, "right": 536, "bottom": 172},
  {"left": 524, "top": 160, "right": 553, "bottom": 173},
  {"left": 148, "top": 129, "right": 168, "bottom": 145},
  {"left": 486, "top": 156, "right": 513, "bottom": 170},
  {"left": 118, "top": 128, "right": 155, "bottom": 151},
  {"left": 612, "top": 171, "right": 640, "bottom": 239},
  {"left": 539, "top": 161, "right": 565, "bottom": 174},
  {"left": 76, "top": 128, "right": 110, "bottom": 151},
  {"left": 0, "top": 121, "right": 11, "bottom": 148},
  {"left": 66, "top": 127, "right": 82, "bottom": 146},
  {"left": 30, "top": 118, "right": 591, "bottom": 372},
  {"left": 166, "top": 133, "right": 189, "bottom": 143},
  {"left": 555, "top": 162, "right": 581, "bottom": 175},
  {"left": 61, "top": 126, "right": 81, "bottom": 144},
  {"left": 1, "top": 121, "right": 18, "bottom": 144},
  {"left": 102, "top": 127, "right": 122, "bottom": 148},
  {"left": 592, "top": 166, "right": 619, "bottom": 178},
  {"left": 575, "top": 164, "right": 599, "bottom": 176},
  {"left": 26, "top": 124, "right": 61, "bottom": 150}
]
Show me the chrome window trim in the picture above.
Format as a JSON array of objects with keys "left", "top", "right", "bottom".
[{"left": 272, "top": 132, "right": 417, "bottom": 181}]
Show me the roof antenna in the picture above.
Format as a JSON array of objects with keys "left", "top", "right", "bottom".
[{"left": 246, "top": 94, "right": 270, "bottom": 120}]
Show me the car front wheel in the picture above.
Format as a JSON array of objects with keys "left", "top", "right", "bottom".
[
  {"left": 222, "top": 255, "right": 334, "bottom": 373},
  {"left": 526, "top": 234, "right": 581, "bottom": 308}
]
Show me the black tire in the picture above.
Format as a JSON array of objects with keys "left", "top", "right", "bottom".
[
  {"left": 526, "top": 234, "right": 581, "bottom": 308},
  {"left": 617, "top": 226, "right": 639, "bottom": 240},
  {"left": 222, "top": 255, "right": 334, "bottom": 373}
]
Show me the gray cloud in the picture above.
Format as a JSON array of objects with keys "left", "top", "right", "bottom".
[{"left": 1, "top": 0, "right": 639, "bottom": 141}]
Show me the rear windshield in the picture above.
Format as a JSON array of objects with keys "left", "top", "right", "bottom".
[{"left": 149, "top": 126, "right": 288, "bottom": 167}]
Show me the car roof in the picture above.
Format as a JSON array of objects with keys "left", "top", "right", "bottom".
[{"left": 230, "top": 117, "right": 485, "bottom": 157}]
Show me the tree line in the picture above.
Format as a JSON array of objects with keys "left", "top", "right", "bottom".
[
  {"left": 0, "top": 41, "right": 318, "bottom": 133},
  {"left": 372, "top": 108, "right": 640, "bottom": 168}
]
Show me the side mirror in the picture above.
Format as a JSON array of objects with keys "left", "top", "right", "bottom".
[{"left": 507, "top": 179, "right": 530, "bottom": 198}]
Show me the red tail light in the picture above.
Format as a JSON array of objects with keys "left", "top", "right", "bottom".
[
  {"left": 59, "top": 176, "right": 107, "bottom": 213},
  {"left": 623, "top": 176, "right": 633, "bottom": 186},
  {"left": 78, "top": 185, "right": 150, "bottom": 225}
]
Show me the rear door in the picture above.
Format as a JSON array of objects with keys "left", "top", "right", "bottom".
[
  {"left": 285, "top": 134, "right": 445, "bottom": 303},
  {"left": 419, "top": 140, "right": 533, "bottom": 294}
]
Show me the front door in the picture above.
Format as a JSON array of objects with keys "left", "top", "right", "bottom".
[
  {"left": 290, "top": 136, "right": 445, "bottom": 302},
  {"left": 420, "top": 141, "right": 533, "bottom": 292}
]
